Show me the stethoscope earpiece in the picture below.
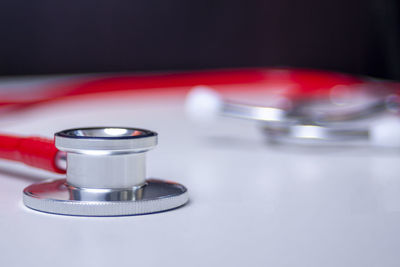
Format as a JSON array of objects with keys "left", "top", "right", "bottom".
[{"left": 23, "top": 127, "right": 189, "bottom": 216}]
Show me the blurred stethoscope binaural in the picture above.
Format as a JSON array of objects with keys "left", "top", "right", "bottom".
[{"left": 185, "top": 75, "right": 400, "bottom": 148}]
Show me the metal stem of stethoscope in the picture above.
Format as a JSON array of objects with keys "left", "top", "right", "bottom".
[
  {"left": 185, "top": 85, "right": 294, "bottom": 123},
  {"left": 304, "top": 94, "right": 400, "bottom": 124},
  {"left": 23, "top": 127, "right": 189, "bottom": 216},
  {"left": 222, "top": 102, "right": 290, "bottom": 122}
]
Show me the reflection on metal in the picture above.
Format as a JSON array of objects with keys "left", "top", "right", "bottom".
[
  {"left": 23, "top": 179, "right": 188, "bottom": 216},
  {"left": 23, "top": 127, "right": 189, "bottom": 216}
]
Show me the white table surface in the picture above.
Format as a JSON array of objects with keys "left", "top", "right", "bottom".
[{"left": 0, "top": 78, "right": 399, "bottom": 267}]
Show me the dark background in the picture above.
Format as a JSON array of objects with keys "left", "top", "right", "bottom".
[{"left": 0, "top": 0, "right": 399, "bottom": 79}]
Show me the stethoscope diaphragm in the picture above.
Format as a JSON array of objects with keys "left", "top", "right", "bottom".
[{"left": 23, "top": 127, "right": 189, "bottom": 216}]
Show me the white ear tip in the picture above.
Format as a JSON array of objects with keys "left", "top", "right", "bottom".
[
  {"left": 370, "top": 116, "right": 400, "bottom": 148},
  {"left": 184, "top": 86, "right": 223, "bottom": 122}
]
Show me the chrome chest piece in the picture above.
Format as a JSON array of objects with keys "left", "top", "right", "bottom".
[{"left": 23, "top": 127, "right": 189, "bottom": 216}]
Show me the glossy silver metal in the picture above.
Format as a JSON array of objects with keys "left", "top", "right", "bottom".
[
  {"left": 263, "top": 122, "right": 369, "bottom": 145},
  {"left": 217, "top": 94, "right": 400, "bottom": 145},
  {"left": 300, "top": 94, "right": 400, "bottom": 124},
  {"left": 23, "top": 179, "right": 188, "bottom": 216},
  {"left": 221, "top": 94, "right": 400, "bottom": 126},
  {"left": 222, "top": 102, "right": 290, "bottom": 122},
  {"left": 23, "top": 127, "right": 189, "bottom": 216}
]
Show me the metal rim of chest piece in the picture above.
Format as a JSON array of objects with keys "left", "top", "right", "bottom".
[{"left": 23, "top": 127, "right": 189, "bottom": 216}]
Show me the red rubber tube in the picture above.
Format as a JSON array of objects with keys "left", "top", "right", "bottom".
[
  {"left": 0, "top": 68, "right": 375, "bottom": 108},
  {"left": 0, "top": 134, "right": 64, "bottom": 174}
]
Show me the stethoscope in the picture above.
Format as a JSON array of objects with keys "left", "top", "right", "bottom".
[
  {"left": 2, "top": 127, "right": 188, "bottom": 216},
  {"left": 185, "top": 85, "right": 400, "bottom": 148},
  {"left": 1, "top": 68, "right": 399, "bottom": 217}
]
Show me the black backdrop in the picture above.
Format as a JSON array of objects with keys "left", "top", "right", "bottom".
[{"left": 0, "top": 0, "right": 399, "bottom": 79}]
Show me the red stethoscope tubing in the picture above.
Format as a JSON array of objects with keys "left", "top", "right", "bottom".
[
  {"left": 0, "top": 68, "right": 377, "bottom": 107},
  {"left": 0, "top": 68, "right": 397, "bottom": 174},
  {"left": 0, "top": 134, "right": 63, "bottom": 173}
]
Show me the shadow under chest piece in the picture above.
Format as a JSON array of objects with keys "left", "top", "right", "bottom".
[{"left": 23, "top": 127, "right": 189, "bottom": 216}]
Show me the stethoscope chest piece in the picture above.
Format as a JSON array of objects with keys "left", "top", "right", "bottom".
[{"left": 23, "top": 127, "right": 189, "bottom": 216}]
